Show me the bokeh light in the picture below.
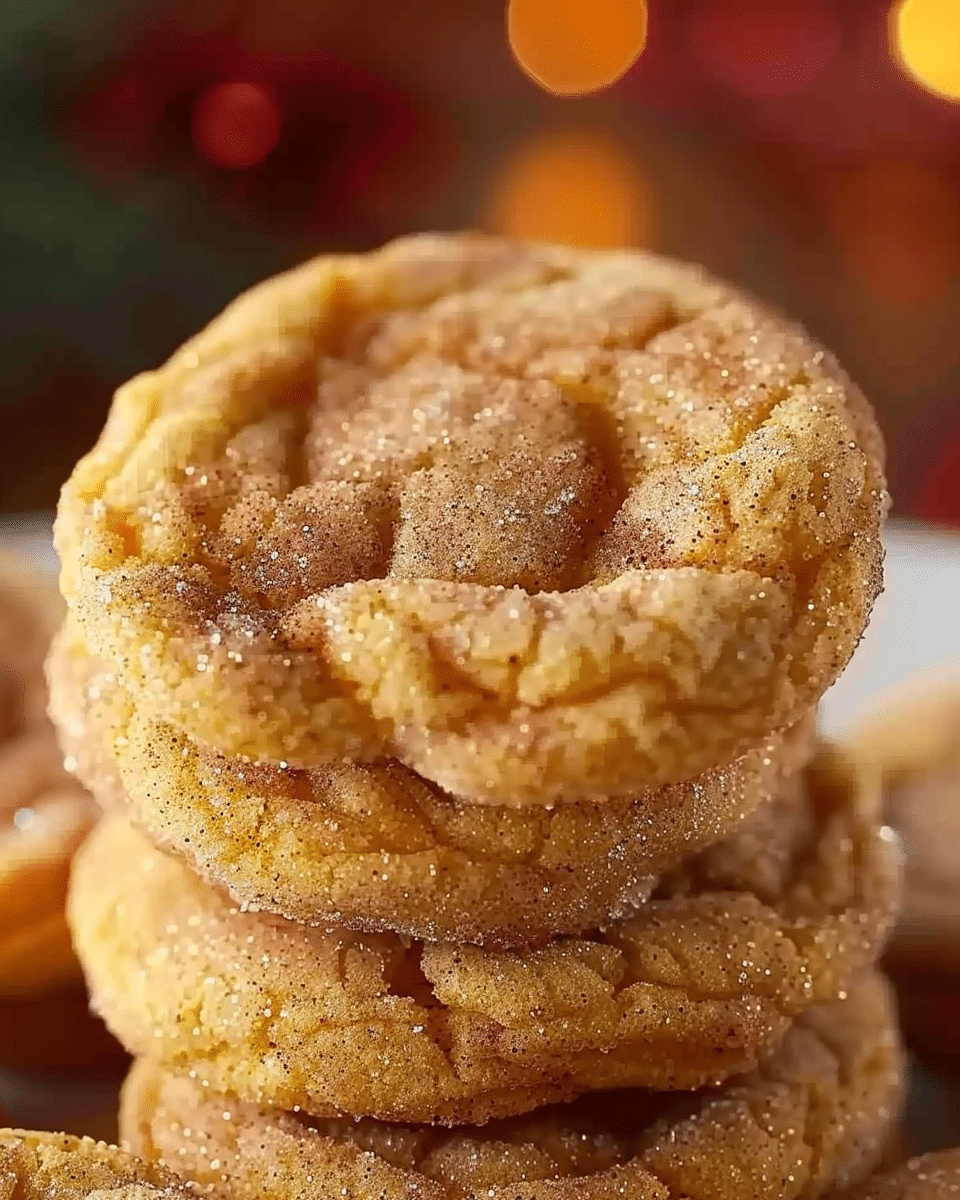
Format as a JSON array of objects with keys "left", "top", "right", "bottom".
[
  {"left": 826, "top": 159, "right": 960, "bottom": 307},
  {"left": 893, "top": 0, "right": 960, "bottom": 102},
  {"left": 918, "top": 422, "right": 960, "bottom": 528},
  {"left": 688, "top": 0, "right": 841, "bottom": 98},
  {"left": 485, "top": 130, "right": 655, "bottom": 249},
  {"left": 507, "top": 0, "right": 648, "bottom": 96},
  {"left": 191, "top": 81, "right": 282, "bottom": 169}
]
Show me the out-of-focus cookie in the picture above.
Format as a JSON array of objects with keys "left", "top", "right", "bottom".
[
  {"left": 827, "top": 1150, "right": 960, "bottom": 1199},
  {"left": 49, "top": 623, "right": 815, "bottom": 947},
  {"left": 0, "top": 555, "right": 97, "bottom": 996},
  {"left": 120, "top": 972, "right": 903, "bottom": 1200},
  {"left": 0, "top": 550, "right": 64, "bottom": 712},
  {"left": 0, "top": 1128, "right": 194, "bottom": 1198},
  {"left": 0, "top": 733, "right": 98, "bottom": 996},
  {"left": 69, "top": 749, "right": 900, "bottom": 1124},
  {"left": 847, "top": 676, "right": 960, "bottom": 1060},
  {"left": 848, "top": 674, "right": 960, "bottom": 965},
  {"left": 0, "top": 552, "right": 122, "bottom": 1074},
  {"left": 55, "top": 233, "right": 887, "bottom": 803}
]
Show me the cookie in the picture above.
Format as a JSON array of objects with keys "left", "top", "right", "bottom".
[
  {"left": 0, "top": 731, "right": 99, "bottom": 995},
  {"left": 0, "top": 550, "right": 64, "bottom": 717},
  {"left": 54, "top": 233, "right": 887, "bottom": 803},
  {"left": 68, "top": 748, "right": 901, "bottom": 1124},
  {"left": 49, "top": 623, "right": 815, "bottom": 948},
  {"left": 848, "top": 675, "right": 960, "bottom": 967},
  {"left": 847, "top": 676, "right": 960, "bottom": 1060},
  {"left": 0, "top": 1129, "right": 193, "bottom": 1198},
  {"left": 0, "top": 554, "right": 98, "bottom": 995},
  {"left": 827, "top": 1150, "right": 960, "bottom": 1199},
  {"left": 120, "top": 972, "right": 903, "bottom": 1200}
]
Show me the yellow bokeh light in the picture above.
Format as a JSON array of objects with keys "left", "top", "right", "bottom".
[
  {"left": 507, "top": 0, "right": 648, "bottom": 96},
  {"left": 893, "top": 0, "right": 960, "bottom": 102},
  {"left": 485, "top": 130, "right": 655, "bottom": 250}
]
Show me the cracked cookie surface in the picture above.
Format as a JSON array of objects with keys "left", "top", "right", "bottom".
[
  {"left": 54, "top": 234, "right": 887, "bottom": 802},
  {"left": 0, "top": 1129, "right": 192, "bottom": 1198},
  {"left": 119, "top": 972, "right": 903, "bottom": 1200},
  {"left": 68, "top": 749, "right": 901, "bottom": 1124},
  {"left": 49, "top": 623, "right": 814, "bottom": 947}
]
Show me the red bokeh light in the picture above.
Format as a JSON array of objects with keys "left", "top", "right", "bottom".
[
  {"left": 70, "top": 32, "right": 436, "bottom": 231},
  {"left": 917, "top": 422, "right": 960, "bottom": 529},
  {"left": 688, "top": 0, "right": 841, "bottom": 98},
  {"left": 191, "top": 81, "right": 282, "bottom": 169}
]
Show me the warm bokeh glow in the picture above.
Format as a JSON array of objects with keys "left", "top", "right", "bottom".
[
  {"left": 507, "top": 0, "right": 648, "bottom": 95},
  {"left": 827, "top": 159, "right": 960, "bottom": 307},
  {"left": 893, "top": 0, "right": 960, "bottom": 102},
  {"left": 485, "top": 130, "right": 655, "bottom": 249},
  {"left": 191, "top": 81, "right": 283, "bottom": 169},
  {"left": 918, "top": 422, "right": 960, "bottom": 527},
  {"left": 688, "top": 0, "right": 840, "bottom": 98}
]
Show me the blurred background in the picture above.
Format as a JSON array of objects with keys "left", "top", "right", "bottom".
[{"left": 0, "top": 0, "right": 958, "bottom": 520}]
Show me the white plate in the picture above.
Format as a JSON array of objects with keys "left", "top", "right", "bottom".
[{"left": 821, "top": 522, "right": 960, "bottom": 733}]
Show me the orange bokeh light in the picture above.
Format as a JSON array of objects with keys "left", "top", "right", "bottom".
[
  {"left": 892, "top": 0, "right": 960, "bottom": 103},
  {"left": 507, "top": 0, "right": 648, "bottom": 96},
  {"left": 191, "top": 81, "right": 282, "bottom": 169},
  {"left": 827, "top": 159, "right": 960, "bottom": 307},
  {"left": 485, "top": 130, "right": 655, "bottom": 250}
]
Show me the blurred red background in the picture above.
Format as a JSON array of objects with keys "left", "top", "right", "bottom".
[{"left": 1, "top": 0, "right": 958, "bottom": 522}]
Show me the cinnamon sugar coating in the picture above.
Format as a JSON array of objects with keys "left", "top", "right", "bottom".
[
  {"left": 119, "top": 972, "right": 903, "bottom": 1200},
  {"left": 846, "top": 679, "right": 960, "bottom": 1060},
  {"left": 49, "top": 622, "right": 814, "bottom": 947},
  {"left": 55, "top": 234, "right": 887, "bottom": 802},
  {"left": 0, "top": 1129, "right": 192, "bottom": 1198},
  {"left": 68, "top": 749, "right": 901, "bottom": 1125},
  {"left": 828, "top": 1151, "right": 960, "bottom": 1200}
]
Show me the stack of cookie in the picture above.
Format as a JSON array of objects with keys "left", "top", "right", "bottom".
[{"left": 51, "top": 235, "right": 903, "bottom": 1199}]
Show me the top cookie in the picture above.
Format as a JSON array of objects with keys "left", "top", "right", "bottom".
[{"left": 56, "top": 234, "right": 887, "bottom": 802}]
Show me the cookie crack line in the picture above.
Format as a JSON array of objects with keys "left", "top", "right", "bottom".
[
  {"left": 0, "top": 1129, "right": 194, "bottom": 1198},
  {"left": 67, "top": 747, "right": 902, "bottom": 1125},
  {"left": 119, "top": 973, "right": 902, "bottom": 1200},
  {"left": 49, "top": 623, "right": 819, "bottom": 947},
  {"left": 55, "top": 234, "right": 887, "bottom": 801}
]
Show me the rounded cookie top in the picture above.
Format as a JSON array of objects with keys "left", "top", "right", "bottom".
[
  {"left": 68, "top": 748, "right": 901, "bottom": 1124},
  {"left": 49, "top": 622, "right": 815, "bottom": 948},
  {"left": 829, "top": 1151, "right": 960, "bottom": 1200},
  {"left": 55, "top": 234, "right": 887, "bottom": 802},
  {"left": 0, "top": 553, "right": 97, "bottom": 994},
  {"left": 121, "top": 972, "right": 903, "bottom": 1200},
  {"left": 0, "top": 1129, "right": 191, "bottom": 1198}
]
